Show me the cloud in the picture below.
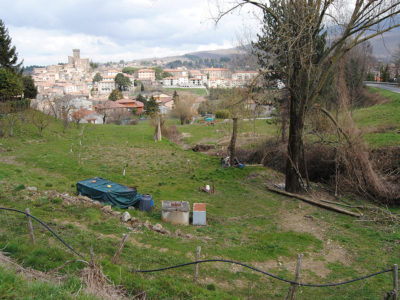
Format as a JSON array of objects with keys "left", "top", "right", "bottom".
[{"left": 1, "top": 0, "right": 261, "bottom": 65}]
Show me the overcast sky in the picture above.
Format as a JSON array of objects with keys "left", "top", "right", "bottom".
[{"left": 1, "top": 0, "right": 261, "bottom": 66}]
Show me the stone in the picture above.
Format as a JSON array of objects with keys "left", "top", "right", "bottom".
[
  {"left": 174, "top": 229, "right": 182, "bottom": 237},
  {"left": 153, "top": 223, "right": 163, "bottom": 232},
  {"left": 92, "top": 201, "right": 102, "bottom": 208},
  {"left": 112, "top": 211, "right": 121, "bottom": 217},
  {"left": 102, "top": 205, "right": 112, "bottom": 213},
  {"left": 128, "top": 206, "right": 135, "bottom": 210},
  {"left": 144, "top": 220, "right": 151, "bottom": 229},
  {"left": 121, "top": 212, "right": 131, "bottom": 222},
  {"left": 27, "top": 186, "right": 38, "bottom": 192}
]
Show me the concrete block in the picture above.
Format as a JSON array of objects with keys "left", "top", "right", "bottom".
[
  {"left": 162, "top": 201, "right": 189, "bottom": 225},
  {"left": 193, "top": 203, "right": 206, "bottom": 226}
]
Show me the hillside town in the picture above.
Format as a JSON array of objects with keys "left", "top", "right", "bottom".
[{"left": 29, "top": 49, "right": 263, "bottom": 124}]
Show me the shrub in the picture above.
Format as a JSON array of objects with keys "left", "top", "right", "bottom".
[{"left": 215, "top": 110, "right": 230, "bottom": 119}]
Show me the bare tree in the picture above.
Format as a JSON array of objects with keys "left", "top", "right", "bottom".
[
  {"left": 171, "top": 94, "right": 196, "bottom": 125},
  {"left": 29, "top": 105, "right": 51, "bottom": 137},
  {"left": 216, "top": 0, "right": 400, "bottom": 193}
]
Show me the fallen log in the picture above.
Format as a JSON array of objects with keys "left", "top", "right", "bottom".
[{"left": 267, "top": 187, "right": 362, "bottom": 218}]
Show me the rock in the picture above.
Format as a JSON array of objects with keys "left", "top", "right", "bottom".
[
  {"left": 128, "top": 206, "right": 135, "bottom": 210},
  {"left": 112, "top": 211, "right": 121, "bottom": 216},
  {"left": 185, "top": 234, "right": 194, "bottom": 239},
  {"left": 121, "top": 212, "right": 131, "bottom": 222},
  {"left": 162, "top": 229, "right": 171, "bottom": 235},
  {"left": 27, "top": 186, "right": 38, "bottom": 192},
  {"left": 131, "top": 217, "right": 138, "bottom": 222},
  {"left": 144, "top": 220, "right": 151, "bottom": 229},
  {"left": 153, "top": 223, "right": 163, "bottom": 232},
  {"left": 78, "top": 195, "right": 92, "bottom": 202},
  {"left": 174, "top": 229, "right": 182, "bottom": 237},
  {"left": 102, "top": 205, "right": 112, "bottom": 213},
  {"left": 92, "top": 201, "right": 102, "bottom": 208}
]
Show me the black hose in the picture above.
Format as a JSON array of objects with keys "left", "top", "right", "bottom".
[
  {"left": 0, "top": 207, "right": 86, "bottom": 259},
  {"left": 131, "top": 259, "right": 394, "bottom": 287}
]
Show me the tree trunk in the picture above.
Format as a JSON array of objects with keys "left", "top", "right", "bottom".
[
  {"left": 285, "top": 96, "right": 305, "bottom": 193},
  {"left": 229, "top": 117, "right": 238, "bottom": 166},
  {"left": 153, "top": 116, "right": 162, "bottom": 141},
  {"left": 281, "top": 102, "right": 287, "bottom": 143}
]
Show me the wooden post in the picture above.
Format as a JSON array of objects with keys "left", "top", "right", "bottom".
[
  {"left": 112, "top": 234, "right": 129, "bottom": 264},
  {"left": 394, "top": 264, "right": 398, "bottom": 300},
  {"left": 25, "top": 208, "right": 34, "bottom": 245},
  {"left": 194, "top": 246, "right": 201, "bottom": 283},
  {"left": 285, "top": 253, "right": 303, "bottom": 300}
]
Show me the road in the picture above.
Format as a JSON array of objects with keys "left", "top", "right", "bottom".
[{"left": 365, "top": 83, "right": 400, "bottom": 94}]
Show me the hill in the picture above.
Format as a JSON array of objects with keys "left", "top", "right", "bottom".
[{"left": 0, "top": 101, "right": 399, "bottom": 298}]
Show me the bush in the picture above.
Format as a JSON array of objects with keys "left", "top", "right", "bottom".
[{"left": 215, "top": 110, "right": 230, "bottom": 119}]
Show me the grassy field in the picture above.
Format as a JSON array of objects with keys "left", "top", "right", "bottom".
[
  {"left": 164, "top": 88, "right": 208, "bottom": 97},
  {"left": 353, "top": 87, "right": 400, "bottom": 147},
  {"left": 0, "top": 114, "right": 398, "bottom": 299}
]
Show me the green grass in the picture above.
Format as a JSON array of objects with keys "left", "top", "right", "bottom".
[
  {"left": 164, "top": 87, "right": 208, "bottom": 96},
  {"left": 353, "top": 87, "right": 400, "bottom": 147},
  {"left": 177, "top": 118, "right": 277, "bottom": 147},
  {"left": 0, "top": 266, "right": 97, "bottom": 299},
  {"left": 0, "top": 115, "right": 398, "bottom": 299}
]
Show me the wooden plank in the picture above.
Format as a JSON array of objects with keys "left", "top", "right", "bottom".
[{"left": 267, "top": 187, "right": 361, "bottom": 218}]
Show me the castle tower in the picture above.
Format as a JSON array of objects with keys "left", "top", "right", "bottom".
[{"left": 73, "top": 49, "right": 80, "bottom": 59}]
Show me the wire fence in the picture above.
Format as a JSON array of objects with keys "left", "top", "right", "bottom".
[{"left": 0, "top": 206, "right": 398, "bottom": 297}]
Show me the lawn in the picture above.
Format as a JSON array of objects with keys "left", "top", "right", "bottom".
[
  {"left": 0, "top": 116, "right": 398, "bottom": 299},
  {"left": 164, "top": 87, "right": 208, "bottom": 97},
  {"left": 353, "top": 87, "right": 400, "bottom": 147}
]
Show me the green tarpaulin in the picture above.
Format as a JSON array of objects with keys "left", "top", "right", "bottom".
[{"left": 77, "top": 177, "right": 141, "bottom": 209}]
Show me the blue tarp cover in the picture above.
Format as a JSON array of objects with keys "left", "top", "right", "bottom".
[{"left": 77, "top": 177, "right": 141, "bottom": 209}]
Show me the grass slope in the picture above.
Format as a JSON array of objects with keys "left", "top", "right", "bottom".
[
  {"left": 0, "top": 116, "right": 398, "bottom": 299},
  {"left": 354, "top": 87, "right": 400, "bottom": 147}
]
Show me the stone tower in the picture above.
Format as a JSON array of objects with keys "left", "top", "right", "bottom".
[{"left": 73, "top": 49, "right": 80, "bottom": 59}]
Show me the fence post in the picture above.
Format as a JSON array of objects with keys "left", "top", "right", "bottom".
[
  {"left": 112, "top": 234, "right": 129, "bottom": 264},
  {"left": 285, "top": 253, "right": 303, "bottom": 300},
  {"left": 194, "top": 246, "right": 201, "bottom": 283},
  {"left": 25, "top": 208, "right": 34, "bottom": 245},
  {"left": 394, "top": 264, "right": 398, "bottom": 300}
]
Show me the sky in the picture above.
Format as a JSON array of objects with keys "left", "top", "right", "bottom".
[{"left": 0, "top": 0, "right": 261, "bottom": 66}]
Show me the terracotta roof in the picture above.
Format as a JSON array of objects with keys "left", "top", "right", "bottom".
[
  {"left": 71, "top": 109, "right": 95, "bottom": 119},
  {"left": 115, "top": 98, "right": 144, "bottom": 107},
  {"left": 96, "top": 101, "right": 126, "bottom": 109}
]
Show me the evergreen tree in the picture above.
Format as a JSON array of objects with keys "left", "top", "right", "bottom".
[
  {"left": 108, "top": 89, "right": 123, "bottom": 101},
  {"left": 136, "top": 93, "right": 147, "bottom": 106},
  {"left": 0, "top": 19, "right": 23, "bottom": 74},
  {"left": 0, "top": 67, "right": 23, "bottom": 101},
  {"left": 93, "top": 72, "right": 102, "bottom": 83},
  {"left": 114, "top": 73, "right": 131, "bottom": 91},
  {"left": 22, "top": 75, "right": 37, "bottom": 99},
  {"left": 172, "top": 90, "right": 179, "bottom": 104},
  {"left": 145, "top": 96, "right": 158, "bottom": 116}
]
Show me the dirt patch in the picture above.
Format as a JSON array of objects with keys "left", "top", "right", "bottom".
[
  {"left": 251, "top": 204, "right": 353, "bottom": 278},
  {"left": 0, "top": 251, "right": 62, "bottom": 283},
  {"left": 0, "top": 155, "right": 23, "bottom": 166}
]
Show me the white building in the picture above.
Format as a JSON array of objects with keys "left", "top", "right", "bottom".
[{"left": 97, "top": 80, "right": 115, "bottom": 94}]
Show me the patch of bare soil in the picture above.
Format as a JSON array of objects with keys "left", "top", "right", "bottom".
[
  {"left": 253, "top": 203, "right": 352, "bottom": 279},
  {"left": 0, "top": 155, "right": 23, "bottom": 166},
  {"left": 0, "top": 251, "right": 62, "bottom": 283}
]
